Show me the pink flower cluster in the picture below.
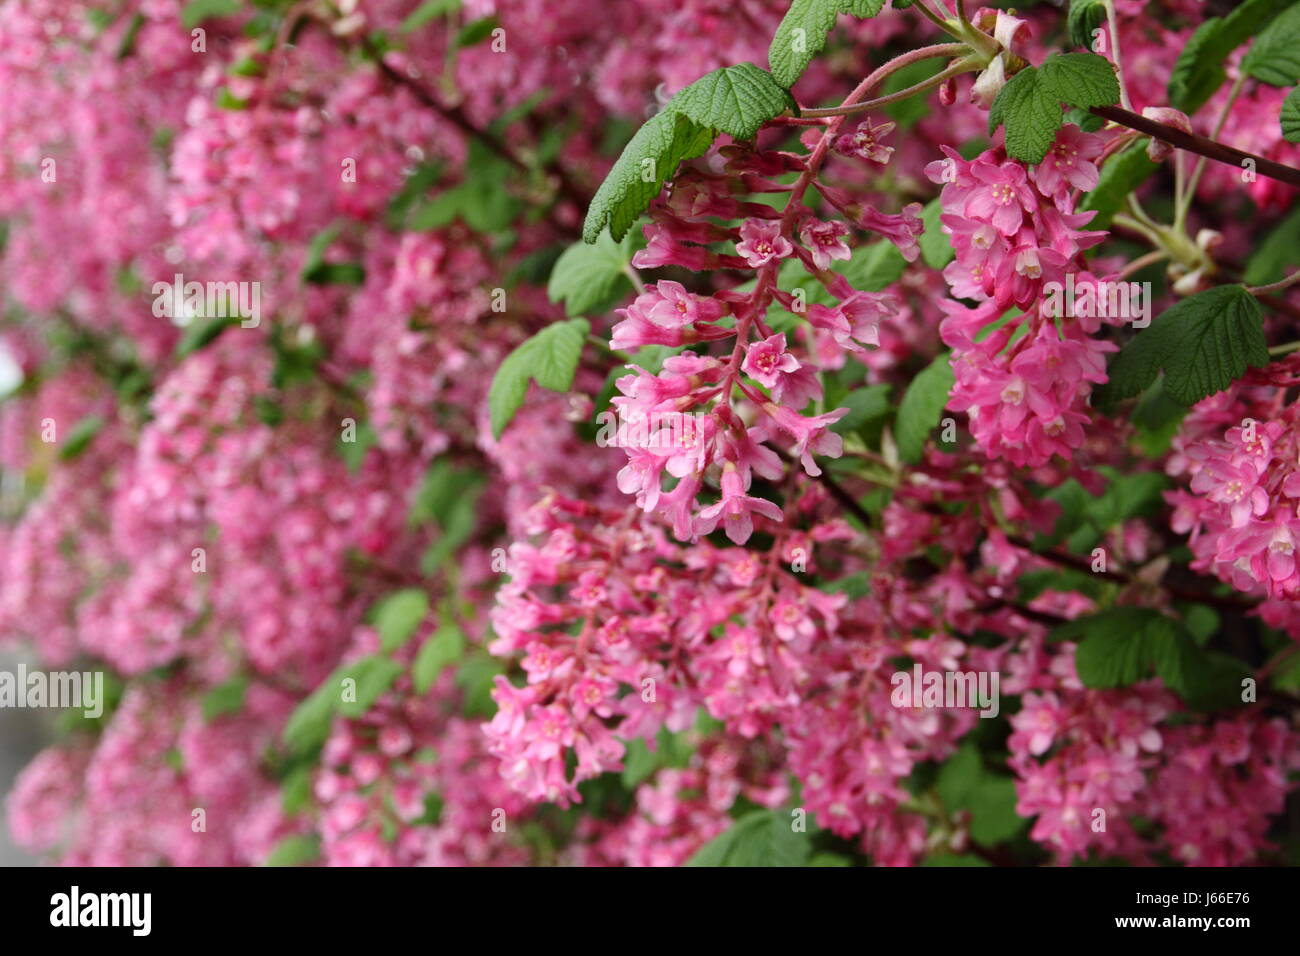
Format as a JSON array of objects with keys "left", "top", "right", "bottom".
[{"left": 926, "top": 128, "right": 1116, "bottom": 467}]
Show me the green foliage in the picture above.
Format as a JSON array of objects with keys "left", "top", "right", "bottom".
[
  {"left": 1080, "top": 143, "right": 1158, "bottom": 229},
  {"left": 409, "top": 141, "right": 521, "bottom": 233},
  {"left": 670, "top": 63, "right": 798, "bottom": 139},
  {"left": 399, "top": 0, "right": 461, "bottom": 33},
  {"left": 989, "top": 54, "right": 1119, "bottom": 163},
  {"left": 547, "top": 231, "right": 640, "bottom": 317},
  {"left": 1168, "top": 0, "right": 1298, "bottom": 113},
  {"left": 1282, "top": 87, "right": 1300, "bottom": 143},
  {"left": 488, "top": 318, "right": 589, "bottom": 438},
  {"left": 282, "top": 654, "right": 405, "bottom": 753},
  {"left": 182, "top": 0, "right": 241, "bottom": 29},
  {"left": 201, "top": 676, "right": 249, "bottom": 722},
  {"left": 413, "top": 622, "right": 466, "bottom": 693},
  {"left": 895, "top": 352, "right": 954, "bottom": 464},
  {"left": 918, "top": 197, "right": 954, "bottom": 269},
  {"left": 1243, "top": 3, "right": 1300, "bottom": 86},
  {"left": 371, "top": 589, "right": 429, "bottom": 653},
  {"left": 767, "top": 0, "right": 886, "bottom": 89},
  {"left": 1098, "top": 285, "right": 1268, "bottom": 407},
  {"left": 301, "top": 223, "right": 365, "bottom": 286},
  {"left": 936, "top": 744, "right": 1027, "bottom": 846},
  {"left": 1050, "top": 608, "right": 1245, "bottom": 709},
  {"left": 1245, "top": 205, "right": 1300, "bottom": 285},
  {"left": 58, "top": 415, "right": 105, "bottom": 461},
  {"left": 685, "top": 809, "right": 812, "bottom": 866},
  {"left": 264, "top": 834, "right": 321, "bottom": 867},
  {"left": 1066, "top": 0, "right": 1106, "bottom": 50},
  {"left": 583, "top": 65, "right": 794, "bottom": 243}
]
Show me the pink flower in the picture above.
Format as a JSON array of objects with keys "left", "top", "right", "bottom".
[
  {"left": 741, "top": 333, "right": 800, "bottom": 389},
  {"left": 799, "top": 218, "right": 852, "bottom": 271},
  {"left": 695, "top": 465, "right": 783, "bottom": 545},
  {"left": 1032, "top": 125, "right": 1103, "bottom": 197},
  {"left": 735, "top": 218, "right": 793, "bottom": 267},
  {"left": 833, "top": 118, "right": 896, "bottom": 165}
]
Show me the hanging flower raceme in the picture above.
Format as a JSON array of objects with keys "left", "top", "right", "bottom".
[{"left": 925, "top": 128, "right": 1118, "bottom": 467}]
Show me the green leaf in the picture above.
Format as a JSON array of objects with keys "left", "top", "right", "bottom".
[
  {"left": 1168, "top": 0, "right": 1299, "bottom": 113},
  {"left": 201, "top": 676, "right": 248, "bottom": 722},
  {"left": 583, "top": 65, "right": 794, "bottom": 243},
  {"left": 1080, "top": 142, "right": 1158, "bottom": 230},
  {"left": 685, "top": 810, "right": 812, "bottom": 866},
  {"left": 1282, "top": 87, "right": 1300, "bottom": 142},
  {"left": 1098, "top": 285, "right": 1268, "bottom": 407},
  {"left": 768, "top": 0, "right": 885, "bottom": 89},
  {"left": 337, "top": 655, "right": 404, "bottom": 719},
  {"left": 115, "top": 12, "right": 145, "bottom": 59},
  {"left": 670, "top": 63, "right": 797, "bottom": 140},
  {"left": 488, "top": 318, "right": 589, "bottom": 438},
  {"left": 455, "top": 15, "right": 498, "bottom": 48},
  {"left": 371, "top": 589, "right": 429, "bottom": 653},
  {"left": 936, "top": 743, "right": 1027, "bottom": 846},
  {"left": 264, "top": 834, "right": 321, "bottom": 867},
  {"left": 1244, "top": 205, "right": 1300, "bottom": 284},
  {"left": 918, "top": 197, "right": 954, "bottom": 269},
  {"left": 413, "top": 623, "right": 466, "bottom": 693},
  {"left": 1039, "top": 52, "right": 1121, "bottom": 109},
  {"left": 1066, "top": 0, "right": 1106, "bottom": 50},
  {"left": 182, "top": 0, "right": 241, "bottom": 29},
  {"left": 829, "top": 383, "right": 891, "bottom": 434},
  {"left": 1244, "top": 3, "right": 1300, "bottom": 86},
  {"left": 840, "top": 239, "right": 908, "bottom": 291},
  {"left": 282, "top": 682, "right": 337, "bottom": 754},
  {"left": 400, "top": 0, "right": 461, "bottom": 32},
  {"left": 806, "top": 852, "right": 853, "bottom": 866},
  {"left": 895, "top": 352, "right": 954, "bottom": 464},
  {"left": 988, "top": 67, "right": 1063, "bottom": 164},
  {"left": 456, "top": 652, "right": 505, "bottom": 718},
  {"left": 547, "top": 231, "right": 639, "bottom": 318},
  {"left": 59, "top": 415, "right": 105, "bottom": 461},
  {"left": 582, "top": 107, "right": 714, "bottom": 243}
]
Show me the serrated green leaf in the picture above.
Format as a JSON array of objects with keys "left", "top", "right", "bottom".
[
  {"left": 769, "top": 0, "right": 861, "bottom": 90},
  {"left": 1282, "top": 87, "right": 1300, "bottom": 142},
  {"left": 1169, "top": 0, "right": 1299, "bottom": 113},
  {"left": 488, "top": 318, "right": 589, "bottom": 438},
  {"left": 413, "top": 623, "right": 466, "bottom": 693},
  {"left": 1099, "top": 285, "right": 1267, "bottom": 407},
  {"left": 547, "top": 231, "right": 639, "bottom": 318},
  {"left": 671, "top": 63, "right": 796, "bottom": 140},
  {"left": 1039, "top": 52, "right": 1120, "bottom": 109},
  {"left": 1066, "top": 0, "right": 1106, "bottom": 50},
  {"left": 1244, "top": 3, "right": 1300, "bottom": 86},
  {"left": 989, "top": 67, "right": 1062, "bottom": 164},
  {"left": 582, "top": 108, "right": 715, "bottom": 243},
  {"left": 685, "top": 810, "right": 812, "bottom": 866},
  {"left": 372, "top": 589, "right": 429, "bottom": 653},
  {"left": 895, "top": 352, "right": 954, "bottom": 464}
]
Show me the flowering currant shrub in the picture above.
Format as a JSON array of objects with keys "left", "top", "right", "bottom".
[{"left": 3, "top": 0, "right": 1300, "bottom": 868}]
